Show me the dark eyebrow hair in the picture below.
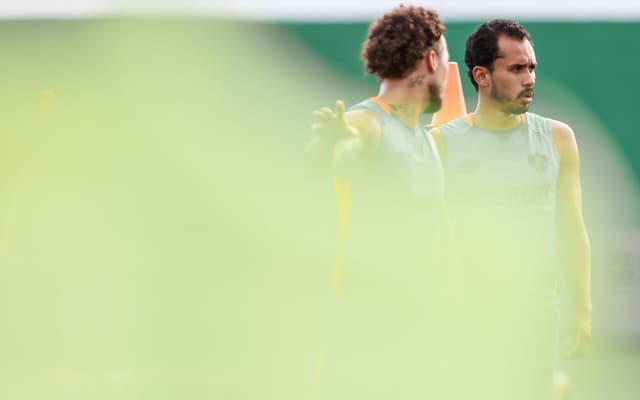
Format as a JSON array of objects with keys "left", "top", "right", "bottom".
[{"left": 508, "top": 61, "right": 537, "bottom": 68}]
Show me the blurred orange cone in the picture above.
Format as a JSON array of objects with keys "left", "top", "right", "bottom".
[{"left": 431, "top": 62, "right": 467, "bottom": 126}]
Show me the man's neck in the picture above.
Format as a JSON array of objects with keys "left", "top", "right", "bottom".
[
  {"left": 378, "top": 77, "right": 426, "bottom": 128},
  {"left": 471, "top": 99, "right": 522, "bottom": 131}
]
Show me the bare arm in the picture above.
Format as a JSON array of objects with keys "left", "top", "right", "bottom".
[
  {"left": 553, "top": 119, "right": 592, "bottom": 358},
  {"left": 304, "top": 100, "right": 381, "bottom": 177}
]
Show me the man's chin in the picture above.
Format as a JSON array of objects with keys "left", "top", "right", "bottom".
[{"left": 506, "top": 102, "right": 530, "bottom": 115}]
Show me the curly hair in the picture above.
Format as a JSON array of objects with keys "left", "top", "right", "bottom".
[
  {"left": 465, "top": 19, "right": 533, "bottom": 91},
  {"left": 361, "top": 5, "right": 445, "bottom": 80}
]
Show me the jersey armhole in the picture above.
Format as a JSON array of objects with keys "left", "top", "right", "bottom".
[{"left": 546, "top": 118, "right": 561, "bottom": 166}]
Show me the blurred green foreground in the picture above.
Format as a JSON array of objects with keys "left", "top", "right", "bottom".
[{"left": 0, "top": 19, "right": 638, "bottom": 400}]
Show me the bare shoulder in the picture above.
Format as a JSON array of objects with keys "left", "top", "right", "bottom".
[
  {"left": 551, "top": 119, "right": 579, "bottom": 160},
  {"left": 345, "top": 109, "right": 382, "bottom": 146}
]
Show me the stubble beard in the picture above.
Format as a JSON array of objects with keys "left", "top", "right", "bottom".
[
  {"left": 489, "top": 82, "right": 532, "bottom": 115},
  {"left": 424, "top": 81, "right": 443, "bottom": 114}
]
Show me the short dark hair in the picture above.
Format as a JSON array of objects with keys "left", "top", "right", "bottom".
[
  {"left": 465, "top": 19, "right": 533, "bottom": 91},
  {"left": 361, "top": 5, "right": 445, "bottom": 80}
]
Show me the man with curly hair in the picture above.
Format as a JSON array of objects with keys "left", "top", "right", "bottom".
[
  {"left": 305, "top": 5, "right": 456, "bottom": 399},
  {"left": 304, "top": 5, "right": 450, "bottom": 252},
  {"left": 305, "top": 5, "right": 448, "bottom": 186}
]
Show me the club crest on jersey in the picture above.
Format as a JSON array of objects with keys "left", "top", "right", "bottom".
[{"left": 528, "top": 153, "right": 548, "bottom": 173}]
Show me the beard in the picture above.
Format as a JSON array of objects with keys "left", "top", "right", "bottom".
[
  {"left": 489, "top": 81, "right": 534, "bottom": 115},
  {"left": 423, "top": 81, "right": 443, "bottom": 114}
]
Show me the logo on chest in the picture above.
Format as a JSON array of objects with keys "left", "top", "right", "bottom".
[{"left": 528, "top": 153, "right": 548, "bottom": 173}]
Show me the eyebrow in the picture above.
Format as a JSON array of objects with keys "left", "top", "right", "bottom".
[{"left": 508, "top": 61, "right": 537, "bottom": 68}]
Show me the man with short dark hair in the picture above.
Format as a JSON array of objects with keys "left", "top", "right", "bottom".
[{"left": 433, "top": 19, "right": 592, "bottom": 399}]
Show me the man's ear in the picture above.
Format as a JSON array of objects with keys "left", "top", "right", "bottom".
[
  {"left": 425, "top": 49, "right": 438, "bottom": 73},
  {"left": 472, "top": 66, "right": 491, "bottom": 88}
]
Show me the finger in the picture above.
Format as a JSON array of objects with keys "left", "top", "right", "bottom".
[
  {"left": 335, "top": 100, "right": 346, "bottom": 119},
  {"left": 320, "top": 107, "right": 334, "bottom": 119},
  {"left": 313, "top": 110, "right": 329, "bottom": 122}
]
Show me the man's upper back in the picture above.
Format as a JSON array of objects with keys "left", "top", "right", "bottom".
[{"left": 349, "top": 97, "right": 445, "bottom": 201}]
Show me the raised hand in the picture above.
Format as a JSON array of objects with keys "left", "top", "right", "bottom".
[{"left": 311, "top": 100, "right": 358, "bottom": 144}]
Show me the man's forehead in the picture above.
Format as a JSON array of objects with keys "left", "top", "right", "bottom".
[{"left": 496, "top": 35, "right": 536, "bottom": 63}]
